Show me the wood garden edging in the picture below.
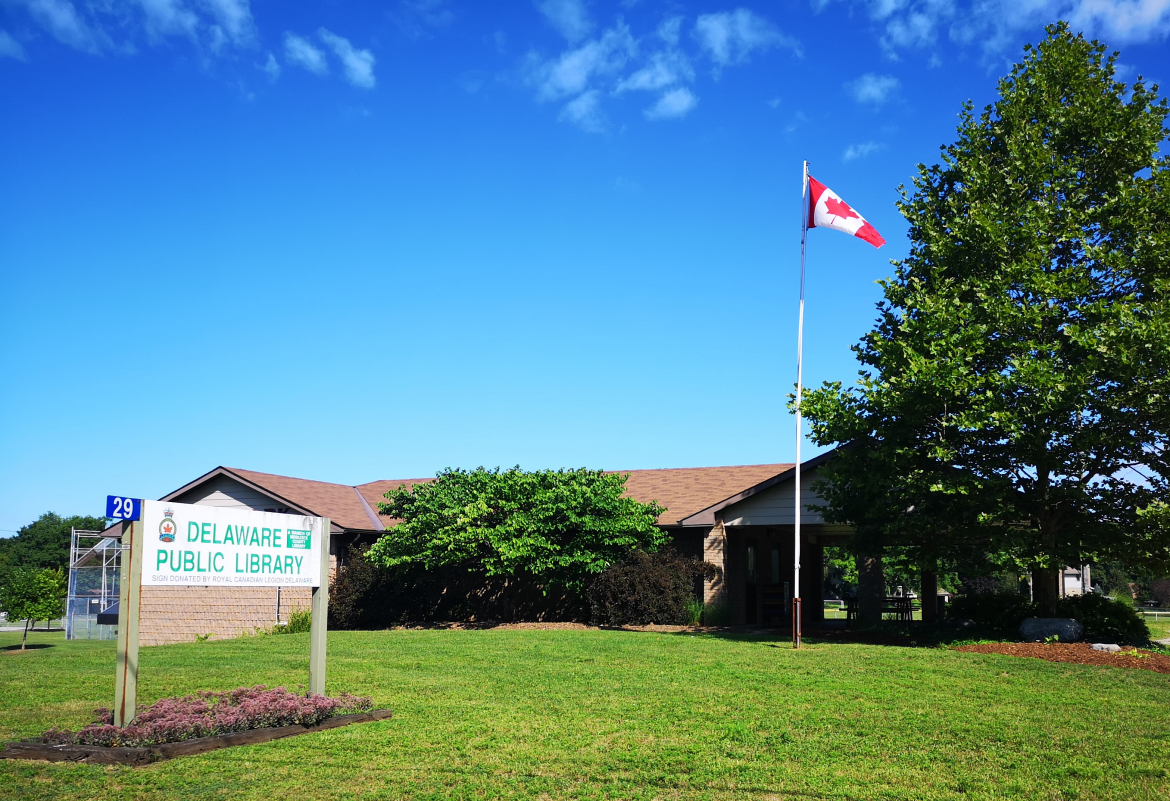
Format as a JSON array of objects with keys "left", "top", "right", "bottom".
[{"left": 0, "top": 708, "right": 393, "bottom": 767}]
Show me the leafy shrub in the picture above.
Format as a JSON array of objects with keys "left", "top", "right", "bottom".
[
  {"left": 948, "top": 591, "right": 1151, "bottom": 644},
  {"left": 43, "top": 686, "right": 373, "bottom": 748},
  {"left": 281, "top": 607, "right": 312, "bottom": 634},
  {"left": 1151, "top": 578, "right": 1170, "bottom": 608},
  {"left": 329, "top": 545, "right": 587, "bottom": 628},
  {"left": 587, "top": 549, "right": 716, "bottom": 626},
  {"left": 702, "top": 601, "right": 731, "bottom": 626},
  {"left": 947, "top": 592, "right": 1035, "bottom": 635},
  {"left": 1054, "top": 593, "right": 1149, "bottom": 644}
]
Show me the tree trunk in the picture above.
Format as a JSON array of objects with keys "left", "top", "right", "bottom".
[
  {"left": 856, "top": 551, "right": 885, "bottom": 627},
  {"left": 921, "top": 565, "right": 939, "bottom": 627},
  {"left": 21, "top": 619, "right": 29, "bottom": 650},
  {"left": 1032, "top": 566, "right": 1059, "bottom": 615}
]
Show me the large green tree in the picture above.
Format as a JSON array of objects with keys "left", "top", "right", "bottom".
[
  {"left": 800, "top": 23, "right": 1170, "bottom": 614},
  {"left": 368, "top": 467, "right": 668, "bottom": 593},
  {"left": 0, "top": 568, "right": 67, "bottom": 649},
  {"left": 0, "top": 512, "right": 107, "bottom": 588}
]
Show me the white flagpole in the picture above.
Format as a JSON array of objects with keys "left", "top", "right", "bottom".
[{"left": 794, "top": 160, "right": 809, "bottom": 649}]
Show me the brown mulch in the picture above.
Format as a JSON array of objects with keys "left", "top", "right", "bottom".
[{"left": 956, "top": 642, "right": 1170, "bottom": 674}]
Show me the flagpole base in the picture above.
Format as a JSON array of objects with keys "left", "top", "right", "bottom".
[{"left": 793, "top": 597, "right": 802, "bottom": 649}]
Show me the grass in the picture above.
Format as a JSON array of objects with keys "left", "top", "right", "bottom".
[
  {"left": 1141, "top": 614, "right": 1170, "bottom": 641},
  {"left": 2, "top": 627, "right": 1169, "bottom": 800}
]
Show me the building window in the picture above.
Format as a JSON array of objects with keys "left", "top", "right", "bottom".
[
  {"left": 771, "top": 548, "right": 781, "bottom": 585},
  {"left": 746, "top": 545, "right": 757, "bottom": 585}
]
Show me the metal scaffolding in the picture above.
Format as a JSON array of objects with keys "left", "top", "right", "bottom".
[{"left": 66, "top": 528, "right": 124, "bottom": 640}]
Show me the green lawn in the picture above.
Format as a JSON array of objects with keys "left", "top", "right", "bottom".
[
  {"left": 1, "top": 627, "right": 1168, "bottom": 801},
  {"left": 1142, "top": 614, "right": 1170, "bottom": 641}
]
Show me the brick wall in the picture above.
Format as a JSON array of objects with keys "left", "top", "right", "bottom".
[
  {"left": 138, "top": 586, "right": 314, "bottom": 646},
  {"left": 703, "top": 521, "right": 726, "bottom": 605}
]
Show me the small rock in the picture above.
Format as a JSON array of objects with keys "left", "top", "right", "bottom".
[
  {"left": 1019, "top": 617, "right": 1084, "bottom": 643},
  {"left": 1091, "top": 643, "right": 1121, "bottom": 653}
]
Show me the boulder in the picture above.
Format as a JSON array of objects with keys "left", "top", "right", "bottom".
[
  {"left": 1090, "top": 643, "right": 1121, "bottom": 653},
  {"left": 1019, "top": 618, "right": 1084, "bottom": 643}
]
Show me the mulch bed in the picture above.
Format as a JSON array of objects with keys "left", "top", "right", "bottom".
[
  {"left": 956, "top": 642, "right": 1170, "bottom": 673},
  {"left": 0, "top": 709, "right": 393, "bottom": 767}
]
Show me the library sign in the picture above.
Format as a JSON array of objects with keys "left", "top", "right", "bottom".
[{"left": 141, "top": 500, "right": 324, "bottom": 587}]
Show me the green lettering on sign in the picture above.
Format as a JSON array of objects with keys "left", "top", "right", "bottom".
[{"left": 286, "top": 530, "right": 312, "bottom": 550}]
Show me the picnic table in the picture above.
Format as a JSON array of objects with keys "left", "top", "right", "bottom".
[{"left": 845, "top": 596, "right": 914, "bottom": 623}]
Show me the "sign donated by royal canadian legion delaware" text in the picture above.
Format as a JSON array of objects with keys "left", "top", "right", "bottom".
[{"left": 140, "top": 500, "right": 323, "bottom": 587}]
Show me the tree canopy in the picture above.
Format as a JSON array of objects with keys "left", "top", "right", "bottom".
[
  {"left": 368, "top": 467, "right": 668, "bottom": 593},
  {"left": 799, "top": 23, "right": 1170, "bottom": 609},
  {"left": 0, "top": 567, "right": 67, "bottom": 648},
  {"left": 0, "top": 512, "right": 106, "bottom": 587}
]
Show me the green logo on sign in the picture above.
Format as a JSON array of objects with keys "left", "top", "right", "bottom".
[{"left": 286, "top": 529, "right": 312, "bottom": 550}]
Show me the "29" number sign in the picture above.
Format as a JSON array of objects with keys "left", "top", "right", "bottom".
[{"left": 106, "top": 496, "right": 142, "bottom": 521}]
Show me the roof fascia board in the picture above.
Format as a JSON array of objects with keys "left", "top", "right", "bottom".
[
  {"left": 159, "top": 466, "right": 322, "bottom": 525},
  {"left": 353, "top": 488, "right": 386, "bottom": 531},
  {"left": 677, "top": 451, "right": 837, "bottom": 527}
]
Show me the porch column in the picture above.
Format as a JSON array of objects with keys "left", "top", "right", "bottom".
[
  {"left": 856, "top": 550, "right": 885, "bottom": 627},
  {"left": 703, "top": 519, "right": 727, "bottom": 607}
]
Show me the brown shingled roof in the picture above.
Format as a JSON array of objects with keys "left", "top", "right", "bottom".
[
  {"left": 223, "top": 467, "right": 377, "bottom": 532},
  {"left": 167, "top": 463, "right": 799, "bottom": 532},
  {"left": 616, "top": 464, "right": 794, "bottom": 525}
]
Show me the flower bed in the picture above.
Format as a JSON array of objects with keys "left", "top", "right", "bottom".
[{"left": 43, "top": 686, "right": 374, "bottom": 748}]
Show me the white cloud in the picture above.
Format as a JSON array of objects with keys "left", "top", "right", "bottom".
[
  {"left": 1070, "top": 0, "right": 1170, "bottom": 42},
  {"left": 261, "top": 51, "right": 280, "bottom": 80},
  {"left": 657, "top": 15, "right": 682, "bottom": 45},
  {"left": 527, "top": 21, "right": 636, "bottom": 100},
  {"left": 319, "top": 28, "right": 376, "bottom": 89},
  {"left": 137, "top": 0, "right": 199, "bottom": 42},
  {"left": 847, "top": 73, "right": 900, "bottom": 105},
  {"left": 0, "top": 30, "right": 26, "bottom": 60},
  {"left": 865, "top": 0, "right": 1170, "bottom": 60},
  {"left": 284, "top": 32, "right": 328, "bottom": 75},
  {"left": 843, "top": 141, "right": 884, "bottom": 160},
  {"left": 203, "top": 0, "right": 257, "bottom": 47},
  {"left": 613, "top": 50, "right": 693, "bottom": 93},
  {"left": 768, "top": 96, "right": 781, "bottom": 107},
  {"left": 539, "top": 0, "right": 593, "bottom": 42},
  {"left": 558, "top": 89, "right": 606, "bottom": 131},
  {"left": 393, "top": 0, "right": 454, "bottom": 38},
  {"left": 10, "top": 0, "right": 259, "bottom": 56},
  {"left": 693, "top": 8, "right": 801, "bottom": 67},
  {"left": 24, "top": 0, "right": 103, "bottom": 52},
  {"left": 644, "top": 86, "right": 697, "bottom": 119}
]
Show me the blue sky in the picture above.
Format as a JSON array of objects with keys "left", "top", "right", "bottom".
[{"left": 2, "top": 0, "right": 1168, "bottom": 532}]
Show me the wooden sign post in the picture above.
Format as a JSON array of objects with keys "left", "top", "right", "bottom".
[
  {"left": 112, "top": 502, "right": 331, "bottom": 727},
  {"left": 113, "top": 518, "right": 143, "bottom": 727}
]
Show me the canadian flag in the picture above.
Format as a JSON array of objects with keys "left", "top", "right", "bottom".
[{"left": 807, "top": 176, "right": 885, "bottom": 248}]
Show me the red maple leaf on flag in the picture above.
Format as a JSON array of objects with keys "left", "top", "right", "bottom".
[{"left": 824, "top": 196, "right": 859, "bottom": 221}]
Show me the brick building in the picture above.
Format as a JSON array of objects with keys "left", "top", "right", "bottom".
[{"left": 127, "top": 455, "right": 848, "bottom": 644}]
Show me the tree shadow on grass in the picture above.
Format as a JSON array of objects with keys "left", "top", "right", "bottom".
[{"left": 1, "top": 644, "right": 54, "bottom": 652}]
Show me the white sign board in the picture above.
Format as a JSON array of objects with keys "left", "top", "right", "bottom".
[{"left": 140, "top": 500, "right": 324, "bottom": 587}]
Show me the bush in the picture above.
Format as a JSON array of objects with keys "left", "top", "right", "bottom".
[
  {"left": 1054, "top": 593, "right": 1149, "bottom": 645},
  {"left": 702, "top": 601, "right": 731, "bottom": 626},
  {"left": 948, "top": 591, "right": 1151, "bottom": 644},
  {"left": 587, "top": 549, "right": 715, "bottom": 626},
  {"left": 947, "top": 592, "right": 1035, "bottom": 635},
  {"left": 43, "top": 686, "right": 373, "bottom": 748},
  {"left": 282, "top": 607, "right": 312, "bottom": 634},
  {"left": 1151, "top": 578, "right": 1170, "bottom": 608},
  {"left": 329, "top": 545, "right": 587, "bottom": 628}
]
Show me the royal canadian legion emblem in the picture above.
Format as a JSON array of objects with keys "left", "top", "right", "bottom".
[{"left": 159, "top": 508, "right": 177, "bottom": 543}]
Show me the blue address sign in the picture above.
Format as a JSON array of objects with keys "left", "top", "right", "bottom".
[{"left": 106, "top": 495, "right": 142, "bottom": 521}]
